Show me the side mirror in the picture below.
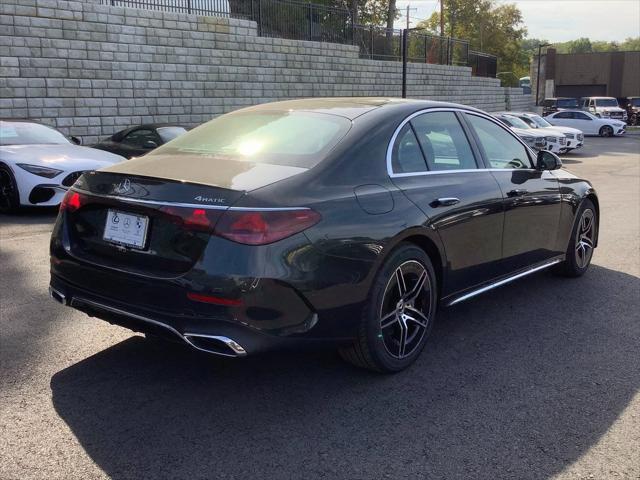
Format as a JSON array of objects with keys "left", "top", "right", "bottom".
[
  {"left": 70, "top": 136, "right": 82, "bottom": 145},
  {"left": 536, "top": 150, "right": 562, "bottom": 171},
  {"left": 142, "top": 140, "right": 158, "bottom": 149}
]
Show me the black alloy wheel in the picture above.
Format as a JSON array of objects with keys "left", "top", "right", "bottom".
[
  {"left": 0, "top": 165, "right": 20, "bottom": 213},
  {"left": 340, "top": 244, "right": 437, "bottom": 372},
  {"left": 556, "top": 199, "right": 597, "bottom": 277},
  {"left": 599, "top": 125, "right": 614, "bottom": 137}
]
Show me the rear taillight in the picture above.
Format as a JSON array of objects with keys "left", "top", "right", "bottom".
[
  {"left": 159, "top": 206, "right": 222, "bottom": 233},
  {"left": 151, "top": 205, "right": 320, "bottom": 245},
  {"left": 215, "top": 209, "right": 321, "bottom": 245},
  {"left": 59, "top": 190, "right": 87, "bottom": 213}
]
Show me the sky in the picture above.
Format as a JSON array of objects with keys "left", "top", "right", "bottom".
[{"left": 394, "top": 0, "right": 640, "bottom": 43}]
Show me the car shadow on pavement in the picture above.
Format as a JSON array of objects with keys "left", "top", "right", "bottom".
[{"left": 50, "top": 264, "right": 640, "bottom": 480}]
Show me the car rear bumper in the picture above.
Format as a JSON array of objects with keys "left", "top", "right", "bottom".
[{"left": 49, "top": 273, "right": 344, "bottom": 356}]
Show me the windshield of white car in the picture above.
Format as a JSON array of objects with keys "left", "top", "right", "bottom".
[
  {"left": 595, "top": 98, "right": 619, "bottom": 107},
  {"left": 631, "top": 99, "right": 640, "bottom": 107},
  {"left": 500, "top": 116, "right": 530, "bottom": 129},
  {"left": 0, "top": 121, "right": 71, "bottom": 146},
  {"left": 529, "top": 115, "right": 553, "bottom": 128},
  {"left": 557, "top": 99, "right": 579, "bottom": 108},
  {"left": 157, "top": 126, "right": 187, "bottom": 143}
]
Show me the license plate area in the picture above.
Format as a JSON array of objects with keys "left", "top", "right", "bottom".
[{"left": 103, "top": 209, "right": 149, "bottom": 250}]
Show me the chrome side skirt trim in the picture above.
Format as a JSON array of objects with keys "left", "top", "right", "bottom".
[
  {"left": 53, "top": 293, "right": 247, "bottom": 357},
  {"left": 446, "top": 258, "right": 563, "bottom": 307},
  {"left": 72, "top": 188, "right": 309, "bottom": 212}
]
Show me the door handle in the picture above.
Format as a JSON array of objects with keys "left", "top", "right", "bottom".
[
  {"left": 507, "top": 189, "right": 528, "bottom": 197},
  {"left": 431, "top": 197, "right": 460, "bottom": 207}
]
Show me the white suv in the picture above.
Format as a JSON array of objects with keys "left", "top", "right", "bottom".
[{"left": 580, "top": 97, "right": 628, "bottom": 122}]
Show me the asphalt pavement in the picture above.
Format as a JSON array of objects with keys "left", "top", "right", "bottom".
[{"left": 1, "top": 136, "right": 639, "bottom": 480}]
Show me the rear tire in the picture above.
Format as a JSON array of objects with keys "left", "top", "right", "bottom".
[
  {"left": 339, "top": 243, "right": 437, "bottom": 373},
  {"left": 0, "top": 164, "right": 20, "bottom": 214},
  {"left": 555, "top": 199, "right": 597, "bottom": 277},
  {"left": 599, "top": 125, "right": 613, "bottom": 137}
]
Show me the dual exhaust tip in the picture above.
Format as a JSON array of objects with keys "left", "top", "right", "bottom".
[{"left": 49, "top": 287, "right": 247, "bottom": 357}]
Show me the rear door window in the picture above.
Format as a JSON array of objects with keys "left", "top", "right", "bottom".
[
  {"left": 410, "top": 111, "right": 477, "bottom": 171},
  {"left": 574, "top": 112, "right": 592, "bottom": 120},
  {"left": 391, "top": 124, "right": 428, "bottom": 174}
]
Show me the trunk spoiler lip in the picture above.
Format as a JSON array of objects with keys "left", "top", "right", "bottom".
[{"left": 70, "top": 187, "right": 311, "bottom": 212}]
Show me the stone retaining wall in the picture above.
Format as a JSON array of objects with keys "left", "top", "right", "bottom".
[{"left": 1, "top": 0, "right": 533, "bottom": 142}]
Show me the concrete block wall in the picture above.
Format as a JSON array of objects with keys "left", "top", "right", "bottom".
[{"left": 1, "top": 0, "right": 533, "bottom": 142}]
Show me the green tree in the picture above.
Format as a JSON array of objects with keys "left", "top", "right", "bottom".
[
  {"left": 621, "top": 37, "right": 640, "bottom": 50},
  {"left": 416, "top": 0, "right": 528, "bottom": 83}
]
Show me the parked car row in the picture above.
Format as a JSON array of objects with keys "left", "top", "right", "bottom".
[
  {"left": 542, "top": 96, "right": 639, "bottom": 125},
  {"left": 0, "top": 120, "right": 187, "bottom": 212},
  {"left": 493, "top": 111, "right": 585, "bottom": 154},
  {"left": 2, "top": 100, "right": 620, "bottom": 214}
]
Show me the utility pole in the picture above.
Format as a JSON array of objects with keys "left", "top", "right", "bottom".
[
  {"left": 405, "top": 4, "right": 417, "bottom": 30},
  {"left": 535, "top": 43, "right": 551, "bottom": 106},
  {"left": 439, "top": 0, "right": 444, "bottom": 38}
]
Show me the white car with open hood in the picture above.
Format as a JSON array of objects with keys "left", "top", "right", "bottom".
[{"left": 0, "top": 120, "right": 125, "bottom": 212}]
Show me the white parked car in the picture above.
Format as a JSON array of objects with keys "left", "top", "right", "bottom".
[
  {"left": 0, "top": 120, "right": 125, "bottom": 212},
  {"left": 580, "top": 97, "right": 627, "bottom": 122},
  {"left": 545, "top": 110, "right": 627, "bottom": 137},
  {"left": 493, "top": 113, "right": 565, "bottom": 153},
  {"left": 506, "top": 112, "right": 584, "bottom": 152}
]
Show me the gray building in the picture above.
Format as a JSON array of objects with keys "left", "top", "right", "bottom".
[{"left": 532, "top": 49, "right": 640, "bottom": 104}]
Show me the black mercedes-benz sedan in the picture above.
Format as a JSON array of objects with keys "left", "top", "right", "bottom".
[
  {"left": 49, "top": 98, "right": 599, "bottom": 372},
  {"left": 92, "top": 124, "right": 187, "bottom": 159}
]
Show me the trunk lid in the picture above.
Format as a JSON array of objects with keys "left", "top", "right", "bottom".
[
  {"left": 99, "top": 154, "right": 307, "bottom": 191},
  {"left": 64, "top": 171, "right": 243, "bottom": 278}
]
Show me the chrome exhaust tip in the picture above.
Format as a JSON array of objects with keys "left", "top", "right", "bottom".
[
  {"left": 49, "top": 286, "right": 67, "bottom": 306},
  {"left": 183, "top": 333, "right": 247, "bottom": 357}
]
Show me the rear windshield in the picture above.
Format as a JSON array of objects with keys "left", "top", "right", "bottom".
[
  {"left": 0, "top": 121, "right": 70, "bottom": 146},
  {"left": 557, "top": 99, "right": 579, "bottom": 108},
  {"left": 595, "top": 98, "right": 619, "bottom": 107},
  {"left": 157, "top": 126, "right": 187, "bottom": 143},
  {"left": 152, "top": 111, "right": 351, "bottom": 168}
]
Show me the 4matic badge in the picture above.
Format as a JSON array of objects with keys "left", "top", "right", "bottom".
[{"left": 194, "top": 195, "right": 226, "bottom": 204}]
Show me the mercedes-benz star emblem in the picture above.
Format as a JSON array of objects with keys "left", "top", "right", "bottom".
[{"left": 113, "top": 178, "right": 131, "bottom": 195}]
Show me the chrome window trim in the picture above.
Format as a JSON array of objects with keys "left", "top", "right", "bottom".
[
  {"left": 386, "top": 107, "right": 536, "bottom": 178},
  {"left": 71, "top": 188, "right": 310, "bottom": 211}
]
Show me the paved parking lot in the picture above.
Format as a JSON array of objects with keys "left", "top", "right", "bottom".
[{"left": 1, "top": 136, "right": 639, "bottom": 480}]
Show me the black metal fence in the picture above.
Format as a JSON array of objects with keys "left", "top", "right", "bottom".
[
  {"left": 406, "top": 30, "right": 469, "bottom": 67},
  {"left": 101, "top": 0, "right": 497, "bottom": 77},
  {"left": 468, "top": 50, "right": 498, "bottom": 78}
]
